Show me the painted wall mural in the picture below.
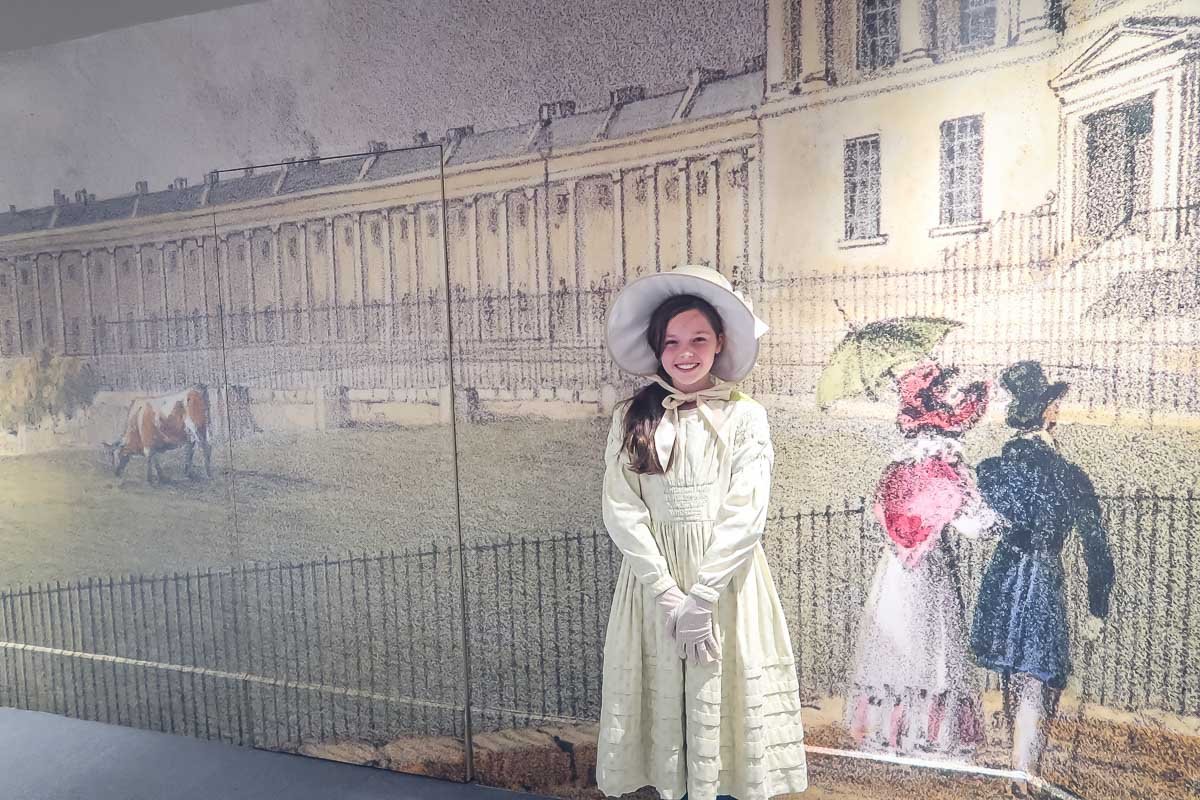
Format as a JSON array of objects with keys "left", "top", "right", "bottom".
[{"left": 1, "top": 1, "right": 1198, "bottom": 798}]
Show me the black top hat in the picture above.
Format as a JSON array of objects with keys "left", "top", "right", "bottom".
[{"left": 1000, "top": 360, "right": 1069, "bottom": 430}]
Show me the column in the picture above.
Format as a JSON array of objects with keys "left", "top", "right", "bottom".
[
  {"left": 407, "top": 206, "right": 422, "bottom": 342},
  {"left": 610, "top": 171, "right": 626, "bottom": 281},
  {"left": 524, "top": 187, "right": 543, "bottom": 338},
  {"left": 746, "top": 145, "right": 764, "bottom": 282},
  {"left": 107, "top": 247, "right": 120, "bottom": 353},
  {"left": 650, "top": 166, "right": 662, "bottom": 273},
  {"left": 82, "top": 250, "right": 96, "bottom": 355},
  {"left": 156, "top": 243, "right": 168, "bottom": 348},
  {"left": 271, "top": 224, "right": 285, "bottom": 340},
  {"left": 134, "top": 245, "right": 147, "bottom": 349},
  {"left": 676, "top": 161, "right": 692, "bottom": 264},
  {"left": 300, "top": 222, "right": 313, "bottom": 342},
  {"left": 11, "top": 260, "right": 24, "bottom": 353},
  {"left": 466, "top": 197, "right": 480, "bottom": 340},
  {"left": 802, "top": 0, "right": 832, "bottom": 87},
  {"left": 217, "top": 235, "right": 232, "bottom": 346},
  {"left": 353, "top": 212, "right": 367, "bottom": 339},
  {"left": 325, "top": 216, "right": 337, "bottom": 338},
  {"left": 494, "top": 192, "right": 512, "bottom": 339},
  {"left": 383, "top": 211, "right": 396, "bottom": 342},
  {"left": 245, "top": 230, "right": 258, "bottom": 343},
  {"left": 709, "top": 157, "right": 722, "bottom": 271},
  {"left": 54, "top": 253, "right": 67, "bottom": 353},
  {"left": 564, "top": 179, "right": 581, "bottom": 335},
  {"left": 900, "top": 0, "right": 937, "bottom": 65}
]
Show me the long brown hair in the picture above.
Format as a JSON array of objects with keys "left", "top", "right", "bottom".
[{"left": 621, "top": 294, "right": 725, "bottom": 474}]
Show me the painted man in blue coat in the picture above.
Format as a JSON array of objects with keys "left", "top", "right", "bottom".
[{"left": 970, "top": 361, "right": 1115, "bottom": 788}]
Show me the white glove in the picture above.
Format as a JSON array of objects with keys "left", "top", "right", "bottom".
[
  {"left": 671, "top": 592, "right": 721, "bottom": 664},
  {"left": 654, "top": 584, "right": 687, "bottom": 634}
]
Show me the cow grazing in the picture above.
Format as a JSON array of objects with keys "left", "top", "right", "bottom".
[{"left": 103, "top": 384, "right": 213, "bottom": 483}]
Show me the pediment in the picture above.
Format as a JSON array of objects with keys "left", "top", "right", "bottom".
[{"left": 1051, "top": 18, "right": 1199, "bottom": 91}]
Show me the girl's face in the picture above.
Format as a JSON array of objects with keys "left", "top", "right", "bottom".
[{"left": 660, "top": 308, "right": 724, "bottom": 393}]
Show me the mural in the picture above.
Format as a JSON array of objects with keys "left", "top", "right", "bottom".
[{"left": 1, "top": 0, "right": 1199, "bottom": 798}]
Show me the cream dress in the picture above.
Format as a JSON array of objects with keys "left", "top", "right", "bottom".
[{"left": 597, "top": 394, "right": 808, "bottom": 800}]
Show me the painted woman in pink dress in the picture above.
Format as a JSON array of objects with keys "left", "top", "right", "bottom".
[{"left": 845, "top": 361, "right": 996, "bottom": 757}]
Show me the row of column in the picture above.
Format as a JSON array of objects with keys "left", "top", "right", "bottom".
[
  {"left": 768, "top": 0, "right": 1059, "bottom": 93},
  {"left": 0, "top": 146, "right": 761, "bottom": 357}
]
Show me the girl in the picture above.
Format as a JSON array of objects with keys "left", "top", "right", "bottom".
[
  {"left": 597, "top": 265, "right": 808, "bottom": 800},
  {"left": 845, "top": 361, "right": 995, "bottom": 757}
]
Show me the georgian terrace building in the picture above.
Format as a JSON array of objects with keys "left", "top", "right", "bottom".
[{"left": 1, "top": 0, "right": 1196, "bottom": 420}]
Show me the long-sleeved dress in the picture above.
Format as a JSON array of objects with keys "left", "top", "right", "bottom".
[
  {"left": 844, "top": 434, "right": 994, "bottom": 755},
  {"left": 597, "top": 395, "right": 808, "bottom": 800}
]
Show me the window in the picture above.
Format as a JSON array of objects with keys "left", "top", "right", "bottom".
[
  {"left": 288, "top": 237, "right": 298, "bottom": 258},
  {"left": 859, "top": 0, "right": 899, "bottom": 72},
  {"left": 261, "top": 240, "right": 270, "bottom": 258},
  {"left": 696, "top": 170, "right": 709, "bottom": 197},
  {"left": 121, "top": 260, "right": 130, "bottom": 275},
  {"left": 70, "top": 319, "right": 80, "bottom": 352},
  {"left": 1083, "top": 99, "right": 1153, "bottom": 237},
  {"left": 487, "top": 208, "right": 500, "bottom": 234},
  {"left": 427, "top": 214, "right": 439, "bottom": 238},
  {"left": 844, "top": 135, "right": 882, "bottom": 240},
  {"left": 20, "top": 268, "right": 29, "bottom": 285},
  {"left": 398, "top": 218, "right": 409, "bottom": 240},
  {"left": 168, "top": 252, "right": 177, "bottom": 272},
  {"left": 2, "top": 320, "right": 12, "bottom": 353},
  {"left": 371, "top": 222, "right": 382, "bottom": 247},
  {"left": 314, "top": 230, "right": 325, "bottom": 248},
  {"left": 555, "top": 193, "right": 570, "bottom": 215},
  {"left": 24, "top": 320, "right": 33, "bottom": 343},
  {"left": 237, "top": 245, "right": 246, "bottom": 262},
  {"left": 67, "top": 263, "right": 78, "bottom": 281},
  {"left": 959, "top": 0, "right": 996, "bottom": 48},
  {"left": 0, "top": 275, "right": 7, "bottom": 290},
  {"left": 939, "top": 115, "right": 984, "bottom": 225},
  {"left": 634, "top": 175, "right": 649, "bottom": 203},
  {"left": 515, "top": 202, "right": 528, "bottom": 227},
  {"left": 597, "top": 183, "right": 613, "bottom": 209},
  {"left": 344, "top": 227, "right": 353, "bottom": 246}
]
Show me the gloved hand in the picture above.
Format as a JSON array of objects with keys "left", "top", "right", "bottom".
[
  {"left": 1081, "top": 614, "right": 1105, "bottom": 643},
  {"left": 654, "top": 584, "right": 687, "bottom": 634},
  {"left": 671, "top": 592, "right": 721, "bottom": 665}
]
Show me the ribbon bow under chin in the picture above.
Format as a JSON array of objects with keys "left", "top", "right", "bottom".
[{"left": 649, "top": 374, "right": 737, "bottom": 470}]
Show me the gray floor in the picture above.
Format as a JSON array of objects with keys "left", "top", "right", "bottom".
[{"left": 0, "top": 708, "right": 547, "bottom": 800}]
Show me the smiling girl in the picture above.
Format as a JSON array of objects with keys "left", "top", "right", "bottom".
[{"left": 596, "top": 265, "right": 808, "bottom": 800}]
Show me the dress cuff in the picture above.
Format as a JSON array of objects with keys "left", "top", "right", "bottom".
[
  {"left": 688, "top": 583, "right": 720, "bottom": 604},
  {"left": 648, "top": 574, "right": 678, "bottom": 597}
]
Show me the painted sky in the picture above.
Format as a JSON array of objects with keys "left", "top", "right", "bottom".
[{"left": 0, "top": 0, "right": 764, "bottom": 211}]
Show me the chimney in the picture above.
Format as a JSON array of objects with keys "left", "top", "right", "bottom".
[
  {"left": 538, "top": 100, "right": 576, "bottom": 124},
  {"left": 445, "top": 125, "right": 474, "bottom": 145},
  {"left": 367, "top": 140, "right": 388, "bottom": 154},
  {"left": 134, "top": 180, "right": 148, "bottom": 195},
  {"left": 74, "top": 189, "right": 87, "bottom": 204},
  {"left": 688, "top": 67, "right": 725, "bottom": 88},
  {"left": 207, "top": 170, "right": 220, "bottom": 187},
  {"left": 744, "top": 53, "right": 766, "bottom": 72},
  {"left": 413, "top": 131, "right": 430, "bottom": 146},
  {"left": 243, "top": 166, "right": 255, "bottom": 177},
  {"left": 88, "top": 193, "right": 96, "bottom": 203},
  {"left": 174, "top": 177, "right": 188, "bottom": 190},
  {"left": 8, "top": 205, "right": 16, "bottom": 215},
  {"left": 609, "top": 85, "right": 646, "bottom": 107},
  {"left": 53, "top": 188, "right": 67, "bottom": 206}
]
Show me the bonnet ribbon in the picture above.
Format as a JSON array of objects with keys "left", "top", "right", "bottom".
[{"left": 648, "top": 374, "right": 737, "bottom": 470}]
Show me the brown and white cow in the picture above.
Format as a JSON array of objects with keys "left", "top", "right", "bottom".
[{"left": 103, "top": 384, "right": 213, "bottom": 483}]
